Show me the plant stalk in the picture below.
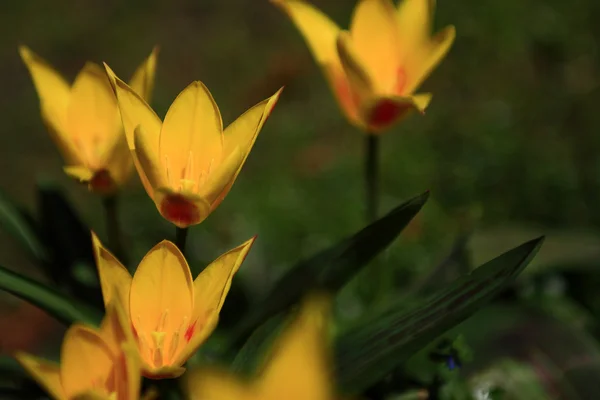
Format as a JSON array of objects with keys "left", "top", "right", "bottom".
[
  {"left": 175, "top": 226, "right": 189, "bottom": 256},
  {"left": 102, "top": 195, "right": 128, "bottom": 265}
]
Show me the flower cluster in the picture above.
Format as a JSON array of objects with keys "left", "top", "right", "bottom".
[{"left": 13, "top": 0, "right": 454, "bottom": 399}]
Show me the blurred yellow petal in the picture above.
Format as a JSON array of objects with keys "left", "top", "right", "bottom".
[
  {"left": 364, "top": 92, "right": 431, "bottom": 132},
  {"left": 118, "top": 344, "right": 142, "bottom": 400},
  {"left": 19, "top": 46, "right": 79, "bottom": 164},
  {"left": 396, "top": 0, "right": 435, "bottom": 55},
  {"left": 104, "top": 63, "right": 162, "bottom": 152},
  {"left": 103, "top": 136, "right": 134, "bottom": 189},
  {"left": 185, "top": 368, "right": 255, "bottom": 400},
  {"left": 271, "top": 0, "right": 340, "bottom": 65},
  {"left": 64, "top": 165, "right": 94, "bottom": 182},
  {"left": 68, "top": 62, "right": 120, "bottom": 168},
  {"left": 92, "top": 232, "right": 132, "bottom": 311},
  {"left": 349, "top": 0, "right": 400, "bottom": 91},
  {"left": 60, "top": 325, "right": 114, "bottom": 398},
  {"left": 174, "top": 238, "right": 255, "bottom": 365},
  {"left": 405, "top": 25, "right": 456, "bottom": 93},
  {"left": 160, "top": 81, "right": 223, "bottom": 183},
  {"left": 129, "top": 241, "right": 193, "bottom": 363},
  {"left": 129, "top": 47, "right": 159, "bottom": 102},
  {"left": 99, "top": 293, "right": 135, "bottom": 355},
  {"left": 335, "top": 32, "right": 374, "bottom": 110},
  {"left": 15, "top": 352, "right": 66, "bottom": 400},
  {"left": 258, "top": 294, "right": 333, "bottom": 400}
]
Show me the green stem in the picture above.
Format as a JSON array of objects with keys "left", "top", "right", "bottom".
[
  {"left": 102, "top": 195, "right": 128, "bottom": 265},
  {"left": 365, "top": 134, "right": 379, "bottom": 221},
  {"left": 175, "top": 227, "right": 189, "bottom": 256}
]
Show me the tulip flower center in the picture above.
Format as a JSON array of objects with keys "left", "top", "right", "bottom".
[
  {"left": 368, "top": 99, "right": 411, "bottom": 130},
  {"left": 134, "top": 310, "right": 198, "bottom": 369},
  {"left": 90, "top": 169, "right": 115, "bottom": 193},
  {"left": 160, "top": 195, "right": 201, "bottom": 227},
  {"left": 395, "top": 68, "right": 407, "bottom": 94}
]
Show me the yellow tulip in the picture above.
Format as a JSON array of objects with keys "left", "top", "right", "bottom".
[
  {"left": 273, "top": 0, "right": 455, "bottom": 133},
  {"left": 92, "top": 232, "right": 254, "bottom": 378},
  {"left": 15, "top": 297, "right": 141, "bottom": 400},
  {"left": 185, "top": 294, "right": 335, "bottom": 400},
  {"left": 103, "top": 64, "right": 283, "bottom": 228},
  {"left": 19, "top": 46, "right": 158, "bottom": 194}
]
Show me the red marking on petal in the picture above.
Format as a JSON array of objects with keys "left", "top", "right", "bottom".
[
  {"left": 368, "top": 99, "right": 411, "bottom": 131},
  {"left": 184, "top": 321, "right": 196, "bottom": 342},
  {"left": 160, "top": 195, "right": 200, "bottom": 227},
  {"left": 396, "top": 67, "right": 407, "bottom": 94},
  {"left": 334, "top": 74, "right": 360, "bottom": 120},
  {"left": 90, "top": 169, "right": 115, "bottom": 193}
]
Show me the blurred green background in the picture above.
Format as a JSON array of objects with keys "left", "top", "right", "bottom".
[{"left": 3, "top": 0, "right": 600, "bottom": 398}]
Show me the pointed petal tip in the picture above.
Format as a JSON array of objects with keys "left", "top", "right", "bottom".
[{"left": 18, "top": 44, "right": 32, "bottom": 61}]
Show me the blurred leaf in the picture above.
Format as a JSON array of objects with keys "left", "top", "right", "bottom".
[
  {"left": 0, "top": 263, "right": 102, "bottom": 327},
  {"left": 335, "top": 237, "right": 544, "bottom": 393},
  {"left": 36, "top": 183, "right": 102, "bottom": 307},
  {"left": 230, "top": 191, "right": 429, "bottom": 346},
  {"left": 0, "top": 189, "right": 46, "bottom": 261},
  {"left": 0, "top": 356, "right": 24, "bottom": 380}
]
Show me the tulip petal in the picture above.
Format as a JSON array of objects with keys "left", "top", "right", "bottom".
[
  {"left": 349, "top": 0, "right": 401, "bottom": 91},
  {"left": 98, "top": 293, "right": 136, "bottom": 355},
  {"left": 15, "top": 353, "right": 65, "bottom": 400},
  {"left": 129, "top": 47, "right": 159, "bottom": 102},
  {"left": 336, "top": 31, "right": 374, "bottom": 109},
  {"left": 133, "top": 125, "right": 167, "bottom": 198},
  {"left": 364, "top": 92, "right": 431, "bottom": 132},
  {"left": 185, "top": 368, "right": 255, "bottom": 400},
  {"left": 68, "top": 63, "right": 121, "bottom": 168},
  {"left": 60, "top": 325, "right": 115, "bottom": 398},
  {"left": 130, "top": 241, "right": 193, "bottom": 339},
  {"left": 396, "top": 0, "right": 435, "bottom": 55},
  {"left": 405, "top": 25, "right": 456, "bottom": 94},
  {"left": 199, "top": 146, "right": 244, "bottom": 206},
  {"left": 174, "top": 238, "right": 255, "bottom": 366},
  {"left": 118, "top": 344, "right": 142, "bottom": 400},
  {"left": 272, "top": 0, "right": 340, "bottom": 65},
  {"left": 64, "top": 165, "right": 94, "bottom": 182},
  {"left": 19, "top": 46, "right": 79, "bottom": 165},
  {"left": 159, "top": 81, "right": 223, "bottom": 185},
  {"left": 258, "top": 294, "right": 333, "bottom": 400},
  {"left": 92, "top": 232, "right": 132, "bottom": 312},
  {"left": 72, "top": 391, "right": 110, "bottom": 400}
]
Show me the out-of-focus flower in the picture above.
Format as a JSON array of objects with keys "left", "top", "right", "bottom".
[
  {"left": 273, "top": 0, "right": 455, "bottom": 133},
  {"left": 185, "top": 294, "right": 335, "bottom": 400},
  {"left": 15, "top": 297, "right": 141, "bottom": 400},
  {"left": 104, "top": 64, "right": 282, "bottom": 228},
  {"left": 92, "top": 232, "right": 254, "bottom": 378},
  {"left": 19, "top": 46, "right": 158, "bottom": 194}
]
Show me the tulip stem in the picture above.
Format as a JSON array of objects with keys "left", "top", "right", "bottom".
[
  {"left": 365, "top": 134, "right": 379, "bottom": 221},
  {"left": 102, "top": 195, "right": 128, "bottom": 265},
  {"left": 175, "top": 227, "right": 189, "bottom": 255}
]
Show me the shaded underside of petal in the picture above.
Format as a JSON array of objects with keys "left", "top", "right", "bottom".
[
  {"left": 199, "top": 146, "right": 244, "bottom": 207},
  {"left": 160, "top": 81, "right": 223, "bottom": 183},
  {"left": 19, "top": 46, "right": 79, "bottom": 165},
  {"left": 99, "top": 293, "right": 137, "bottom": 357},
  {"left": 336, "top": 31, "right": 374, "bottom": 111},
  {"left": 103, "top": 134, "right": 134, "bottom": 189},
  {"left": 142, "top": 364, "right": 187, "bottom": 380},
  {"left": 68, "top": 62, "right": 121, "bottom": 169},
  {"left": 133, "top": 125, "right": 166, "bottom": 199},
  {"left": 15, "top": 352, "right": 66, "bottom": 400},
  {"left": 350, "top": 0, "right": 401, "bottom": 91},
  {"left": 184, "top": 368, "right": 255, "bottom": 400},
  {"left": 129, "top": 47, "right": 159, "bottom": 102},
  {"left": 60, "top": 324, "right": 115, "bottom": 398},
  {"left": 257, "top": 294, "right": 334, "bottom": 400},
  {"left": 130, "top": 240, "right": 194, "bottom": 336},
  {"left": 364, "top": 92, "right": 431, "bottom": 133},
  {"left": 404, "top": 25, "right": 455, "bottom": 94},
  {"left": 272, "top": 0, "right": 341, "bottom": 65},
  {"left": 117, "top": 344, "right": 142, "bottom": 400},
  {"left": 175, "top": 238, "right": 255, "bottom": 364},
  {"left": 92, "top": 232, "right": 132, "bottom": 312}
]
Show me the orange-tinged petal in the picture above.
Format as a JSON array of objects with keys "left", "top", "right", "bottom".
[
  {"left": 15, "top": 352, "right": 66, "bottom": 400},
  {"left": 92, "top": 232, "right": 132, "bottom": 312},
  {"left": 60, "top": 325, "right": 114, "bottom": 398},
  {"left": 349, "top": 0, "right": 401, "bottom": 91},
  {"left": 19, "top": 46, "right": 79, "bottom": 165},
  {"left": 336, "top": 32, "right": 374, "bottom": 111},
  {"left": 185, "top": 368, "right": 256, "bottom": 400},
  {"left": 129, "top": 47, "right": 159, "bottom": 102},
  {"left": 64, "top": 165, "right": 94, "bottom": 182},
  {"left": 404, "top": 25, "right": 455, "bottom": 94},
  {"left": 258, "top": 294, "right": 333, "bottom": 400},
  {"left": 156, "top": 189, "right": 211, "bottom": 228},
  {"left": 159, "top": 81, "right": 223, "bottom": 182},
  {"left": 142, "top": 364, "right": 187, "bottom": 380},
  {"left": 133, "top": 125, "right": 167, "bottom": 197},
  {"left": 98, "top": 293, "right": 136, "bottom": 355},
  {"left": 72, "top": 391, "right": 112, "bottom": 400},
  {"left": 117, "top": 344, "right": 143, "bottom": 400},
  {"left": 364, "top": 93, "right": 431, "bottom": 132},
  {"left": 68, "top": 62, "right": 121, "bottom": 168},
  {"left": 174, "top": 238, "right": 255, "bottom": 365},
  {"left": 130, "top": 240, "right": 193, "bottom": 341},
  {"left": 103, "top": 63, "right": 162, "bottom": 152}
]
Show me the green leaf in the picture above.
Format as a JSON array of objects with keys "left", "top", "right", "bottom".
[
  {"left": 0, "top": 189, "right": 46, "bottom": 261},
  {"left": 230, "top": 191, "right": 429, "bottom": 347},
  {"left": 0, "top": 263, "right": 102, "bottom": 327},
  {"left": 335, "top": 236, "right": 544, "bottom": 393}
]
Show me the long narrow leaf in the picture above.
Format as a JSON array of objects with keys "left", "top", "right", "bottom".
[
  {"left": 0, "top": 190, "right": 46, "bottom": 261},
  {"left": 336, "top": 236, "right": 544, "bottom": 393},
  {"left": 230, "top": 191, "right": 429, "bottom": 346},
  {"left": 0, "top": 264, "right": 102, "bottom": 327}
]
